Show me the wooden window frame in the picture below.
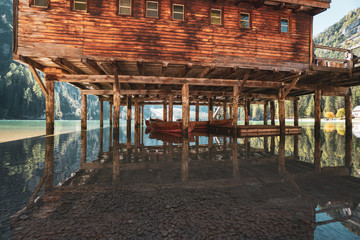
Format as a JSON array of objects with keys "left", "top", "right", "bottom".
[
  {"left": 210, "top": 8, "right": 222, "bottom": 25},
  {"left": 118, "top": 0, "right": 132, "bottom": 16},
  {"left": 172, "top": 4, "right": 185, "bottom": 21},
  {"left": 146, "top": 1, "right": 159, "bottom": 19},
  {"left": 29, "top": 0, "right": 50, "bottom": 8},
  {"left": 280, "top": 18, "right": 290, "bottom": 33},
  {"left": 240, "top": 12, "right": 251, "bottom": 29},
  {"left": 71, "top": 0, "right": 87, "bottom": 12}
]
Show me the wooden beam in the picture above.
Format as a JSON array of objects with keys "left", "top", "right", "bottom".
[
  {"left": 28, "top": 65, "right": 48, "bottom": 97},
  {"left": 19, "top": 55, "right": 44, "bottom": 71},
  {"left": 271, "top": 0, "right": 330, "bottom": 8},
  {"left": 81, "top": 58, "right": 104, "bottom": 75},
  {"left": 52, "top": 57, "right": 85, "bottom": 74},
  {"left": 282, "top": 77, "right": 300, "bottom": 99}
]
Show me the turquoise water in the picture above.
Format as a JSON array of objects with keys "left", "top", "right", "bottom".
[{"left": 1, "top": 120, "right": 360, "bottom": 239}]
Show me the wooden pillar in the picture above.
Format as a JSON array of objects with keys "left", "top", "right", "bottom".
[
  {"left": 270, "top": 100, "right": 275, "bottom": 125},
  {"left": 314, "top": 90, "right": 322, "bottom": 173},
  {"left": 81, "top": 93, "right": 87, "bottom": 131},
  {"left": 263, "top": 101, "right": 268, "bottom": 126},
  {"left": 99, "top": 127, "right": 103, "bottom": 156},
  {"left": 195, "top": 100, "right": 199, "bottom": 122},
  {"left": 294, "top": 98, "right": 299, "bottom": 127},
  {"left": 233, "top": 86, "right": 239, "bottom": 128},
  {"left": 278, "top": 95, "right": 285, "bottom": 136},
  {"left": 109, "top": 101, "right": 113, "bottom": 127},
  {"left": 163, "top": 100, "right": 167, "bottom": 121},
  {"left": 245, "top": 98, "right": 250, "bottom": 126},
  {"left": 99, "top": 99, "right": 104, "bottom": 128},
  {"left": 345, "top": 92, "right": 352, "bottom": 169},
  {"left": 113, "top": 67, "right": 121, "bottom": 137},
  {"left": 135, "top": 99, "right": 140, "bottom": 128},
  {"left": 223, "top": 100, "right": 227, "bottom": 120},
  {"left": 208, "top": 97, "right": 213, "bottom": 123},
  {"left": 182, "top": 84, "right": 190, "bottom": 134},
  {"left": 169, "top": 95, "right": 174, "bottom": 122},
  {"left": 45, "top": 80, "right": 54, "bottom": 135},
  {"left": 127, "top": 95, "right": 132, "bottom": 132},
  {"left": 141, "top": 105, "right": 144, "bottom": 126}
]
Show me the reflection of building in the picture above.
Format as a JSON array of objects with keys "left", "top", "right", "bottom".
[{"left": 353, "top": 106, "right": 360, "bottom": 118}]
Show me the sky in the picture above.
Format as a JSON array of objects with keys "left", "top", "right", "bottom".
[{"left": 313, "top": 0, "right": 360, "bottom": 36}]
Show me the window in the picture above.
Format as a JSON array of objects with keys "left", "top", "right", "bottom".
[
  {"left": 74, "top": 0, "right": 86, "bottom": 11},
  {"left": 211, "top": 9, "right": 222, "bottom": 25},
  {"left": 281, "top": 18, "right": 289, "bottom": 33},
  {"left": 119, "top": 0, "right": 131, "bottom": 15},
  {"left": 173, "top": 4, "right": 184, "bottom": 21},
  {"left": 146, "top": 1, "right": 158, "bottom": 18},
  {"left": 33, "top": 0, "right": 47, "bottom": 7},
  {"left": 240, "top": 13, "right": 250, "bottom": 29}
]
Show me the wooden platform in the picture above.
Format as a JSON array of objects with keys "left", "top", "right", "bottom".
[{"left": 209, "top": 125, "right": 302, "bottom": 137}]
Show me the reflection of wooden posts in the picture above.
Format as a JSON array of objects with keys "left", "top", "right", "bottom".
[
  {"left": 278, "top": 133, "right": 286, "bottom": 176},
  {"left": 109, "top": 101, "right": 113, "bottom": 127},
  {"left": 81, "top": 130, "right": 87, "bottom": 166},
  {"left": 244, "top": 137, "right": 249, "bottom": 161},
  {"left": 208, "top": 134, "right": 213, "bottom": 161},
  {"left": 223, "top": 99, "right": 227, "bottom": 119},
  {"left": 245, "top": 98, "right": 250, "bottom": 126},
  {"left": 113, "top": 66, "right": 121, "bottom": 137},
  {"left": 278, "top": 89, "right": 285, "bottom": 136},
  {"left": 270, "top": 136, "right": 275, "bottom": 154},
  {"left": 168, "top": 143, "right": 174, "bottom": 162},
  {"left": 195, "top": 100, "right": 199, "bottom": 122},
  {"left": 314, "top": 90, "right": 322, "bottom": 173},
  {"left": 345, "top": 92, "right": 352, "bottom": 169},
  {"left": 181, "top": 136, "right": 189, "bottom": 183},
  {"left": 270, "top": 100, "right": 275, "bottom": 125},
  {"left": 163, "top": 100, "right": 167, "bottom": 121},
  {"left": 127, "top": 96, "right": 132, "bottom": 132},
  {"left": 182, "top": 84, "right": 190, "bottom": 134},
  {"left": 294, "top": 98, "right": 299, "bottom": 127},
  {"left": 100, "top": 99, "right": 104, "bottom": 128},
  {"left": 44, "top": 135, "right": 54, "bottom": 192},
  {"left": 99, "top": 127, "right": 104, "bottom": 156},
  {"left": 109, "top": 125, "right": 113, "bottom": 149},
  {"left": 294, "top": 135, "right": 299, "bottom": 158},
  {"left": 264, "top": 136, "right": 268, "bottom": 153},
  {"left": 264, "top": 101, "right": 268, "bottom": 126},
  {"left": 233, "top": 86, "right": 239, "bottom": 128},
  {"left": 45, "top": 79, "right": 54, "bottom": 135},
  {"left": 81, "top": 93, "right": 87, "bottom": 131},
  {"left": 232, "top": 137, "right": 239, "bottom": 177},
  {"left": 135, "top": 99, "right": 140, "bottom": 128},
  {"left": 208, "top": 97, "right": 213, "bottom": 123},
  {"left": 169, "top": 95, "right": 174, "bottom": 122},
  {"left": 113, "top": 129, "right": 120, "bottom": 184}
]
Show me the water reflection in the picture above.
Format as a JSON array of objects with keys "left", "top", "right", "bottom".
[{"left": 2, "top": 122, "right": 360, "bottom": 239}]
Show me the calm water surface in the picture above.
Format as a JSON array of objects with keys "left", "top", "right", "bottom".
[{"left": 1, "top": 120, "right": 360, "bottom": 239}]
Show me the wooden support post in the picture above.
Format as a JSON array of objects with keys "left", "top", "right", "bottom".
[
  {"left": 195, "top": 100, "right": 200, "bottom": 122},
  {"left": 294, "top": 98, "right": 299, "bottom": 127},
  {"left": 141, "top": 105, "right": 144, "bottom": 126},
  {"left": 81, "top": 93, "right": 87, "bottom": 131},
  {"left": 245, "top": 98, "right": 250, "bottom": 126},
  {"left": 278, "top": 93, "right": 285, "bottom": 136},
  {"left": 135, "top": 99, "right": 140, "bottom": 128},
  {"left": 182, "top": 83, "right": 190, "bottom": 134},
  {"left": 45, "top": 80, "right": 54, "bottom": 135},
  {"left": 127, "top": 95, "right": 132, "bottom": 132},
  {"left": 223, "top": 100, "right": 227, "bottom": 120},
  {"left": 163, "top": 100, "right": 167, "bottom": 121},
  {"left": 169, "top": 95, "right": 174, "bottom": 122},
  {"left": 208, "top": 97, "right": 213, "bottom": 123},
  {"left": 270, "top": 101, "right": 275, "bottom": 125},
  {"left": 113, "top": 66, "right": 121, "bottom": 137},
  {"left": 109, "top": 101, "right": 113, "bottom": 127},
  {"left": 345, "top": 92, "right": 352, "bottom": 169},
  {"left": 264, "top": 101, "right": 268, "bottom": 126},
  {"left": 314, "top": 90, "right": 322, "bottom": 173},
  {"left": 233, "top": 86, "right": 239, "bottom": 128},
  {"left": 100, "top": 99, "right": 104, "bottom": 128}
]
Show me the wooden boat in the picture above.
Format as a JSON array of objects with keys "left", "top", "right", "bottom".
[
  {"left": 148, "top": 119, "right": 195, "bottom": 133},
  {"left": 193, "top": 119, "right": 233, "bottom": 131},
  {"left": 145, "top": 118, "right": 163, "bottom": 127}
]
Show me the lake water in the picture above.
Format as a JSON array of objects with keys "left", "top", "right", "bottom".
[{"left": 1, "top": 120, "right": 360, "bottom": 239}]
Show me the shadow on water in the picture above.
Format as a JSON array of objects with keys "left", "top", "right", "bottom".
[{"left": 1, "top": 122, "right": 360, "bottom": 239}]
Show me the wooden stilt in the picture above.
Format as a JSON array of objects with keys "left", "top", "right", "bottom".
[
  {"left": 141, "top": 105, "right": 144, "bottom": 125},
  {"left": 113, "top": 66, "right": 121, "bottom": 137},
  {"left": 182, "top": 83, "right": 190, "bottom": 134},
  {"left": 81, "top": 93, "right": 87, "bottom": 131},
  {"left": 169, "top": 95, "right": 174, "bottom": 122},
  {"left": 195, "top": 100, "right": 199, "bottom": 122},
  {"left": 233, "top": 86, "right": 239, "bottom": 128},
  {"left": 270, "top": 100, "right": 275, "bottom": 125},
  {"left": 294, "top": 98, "right": 299, "bottom": 127},
  {"left": 163, "top": 100, "right": 167, "bottom": 121},
  {"left": 109, "top": 101, "right": 113, "bottom": 127},
  {"left": 127, "top": 95, "right": 132, "bottom": 132},
  {"left": 264, "top": 101, "right": 268, "bottom": 126},
  {"left": 45, "top": 80, "right": 54, "bottom": 135},
  {"left": 314, "top": 89, "right": 322, "bottom": 173},
  {"left": 135, "top": 99, "right": 140, "bottom": 128},
  {"left": 100, "top": 99, "right": 104, "bottom": 128},
  {"left": 223, "top": 99, "right": 227, "bottom": 120},
  {"left": 345, "top": 92, "right": 352, "bottom": 169},
  {"left": 245, "top": 98, "right": 250, "bottom": 126},
  {"left": 208, "top": 97, "right": 213, "bottom": 123},
  {"left": 99, "top": 127, "right": 103, "bottom": 156},
  {"left": 278, "top": 92, "right": 285, "bottom": 136}
]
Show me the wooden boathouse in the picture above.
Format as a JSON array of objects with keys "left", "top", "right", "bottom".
[{"left": 13, "top": 0, "right": 359, "bottom": 139}]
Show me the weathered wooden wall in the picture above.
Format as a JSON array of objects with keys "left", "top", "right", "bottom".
[{"left": 16, "top": 0, "right": 312, "bottom": 68}]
